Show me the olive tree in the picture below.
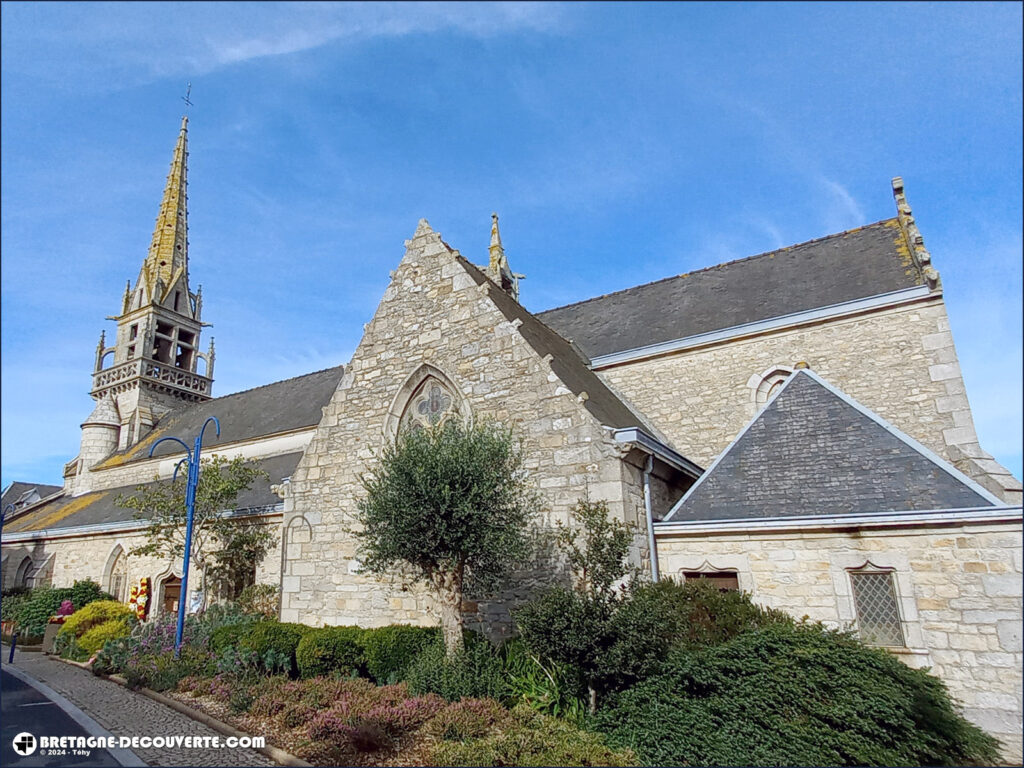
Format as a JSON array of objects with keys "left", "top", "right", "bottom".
[{"left": 356, "top": 419, "right": 538, "bottom": 656}]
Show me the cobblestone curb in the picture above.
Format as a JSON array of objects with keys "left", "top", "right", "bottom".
[{"left": 50, "top": 655, "right": 311, "bottom": 768}]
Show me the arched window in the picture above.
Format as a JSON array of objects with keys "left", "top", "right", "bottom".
[
  {"left": 14, "top": 556, "right": 33, "bottom": 588},
  {"left": 109, "top": 550, "right": 128, "bottom": 602},
  {"left": 384, "top": 364, "right": 471, "bottom": 442}
]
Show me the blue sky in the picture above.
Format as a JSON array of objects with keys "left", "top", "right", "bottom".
[{"left": 2, "top": 2, "right": 1021, "bottom": 488}]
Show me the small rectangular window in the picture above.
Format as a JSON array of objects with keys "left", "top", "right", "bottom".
[
  {"left": 850, "top": 570, "right": 905, "bottom": 647},
  {"left": 682, "top": 571, "right": 739, "bottom": 591}
]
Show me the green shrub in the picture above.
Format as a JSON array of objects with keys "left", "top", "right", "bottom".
[
  {"left": 599, "top": 578, "right": 792, "bottom": 690},
  {"left": 78, "top": 619, "right": 133, "bottom": 654},
  {"left": 238, "top": 621, "right": 313, "bottom": 675},
  {"left": 1, "top": 588, "right": 31, "bottom": 622},
  {"left": 58, "top": 601, "right": 135, "bottom": 639},
  {"left": 431, "top": 703, "right": 637, "bottom": 767},
  {"left": 594, "top": 623, "right": 1001, "bottom": 767},
  {"left": 69, "top": 580, "right": 113, "bottom": 611},
  {"left": 360, "top": 624, "right": 440, "bottom": 683},
  {"left": 210, "top": 623, "right": 250, "bottom": 653},
  {"left": 405, "top": 638, "right": 507, "bottom": 702},
  {"left": 296, "top": 626, "right": 366, "bottom": 679}
]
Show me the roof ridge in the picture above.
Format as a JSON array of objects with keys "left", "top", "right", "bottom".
[{"left": 539, "top": 218, "right": 898, "bottom": 316}]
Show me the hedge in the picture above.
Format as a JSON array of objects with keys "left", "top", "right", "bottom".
[
  {"left": 238, "top": 622, "right": 315, "bottom": 674},
  {"left": 359, "top": 625, "right": 440, "bottom": 684},
  {"left": 296, "top": 626, "right": 366, "bottom": 679},
  {"left": 594, "top": 623, "right": 1002, "bottom": 767},
  {"left": 58, "top": 601, "right": 135, "bottom": 639}
]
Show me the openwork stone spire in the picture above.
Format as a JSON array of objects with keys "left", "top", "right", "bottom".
[{"left": 484, "top": 213, "right": 522, "bottom": 301}]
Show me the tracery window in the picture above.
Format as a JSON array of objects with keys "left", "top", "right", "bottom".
[
  {"left": 399, "top": 377, "right": 458, "bottom": 433},
  {"left": 849, "top": 564, "right": 905, "bottom": 647},
  {"left": 14, "top": 556, "right": 33, "bottom": 588}
]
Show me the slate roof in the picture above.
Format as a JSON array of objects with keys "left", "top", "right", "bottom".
[
  {"left": 457, "top": 256, "right": 659, "bottom": 434},
  {"left": 1, "top": 482, "right": 62, "bottom": 511},
  {"left": 537, "top": 219, "right": 923, "bottom": 359},
  {"left": 3, "top": 452, "right": 302, "bottom": 534},
  {"left": 98, "top": 365, "right": 344, "bottom": 466},
  {"left": 663, "top": 370, "right": 998, "bottom": 523}
]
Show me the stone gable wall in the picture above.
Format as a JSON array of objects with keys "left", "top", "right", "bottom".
[
  {"left": 657, "top": 522, "right": 1024, "bottom": 761},
  {"left": 600, "top": 297, "right": 1020, "bottom": 502},
  {"left": 281, "top": 224, "right": 645, "bottom": 636}
]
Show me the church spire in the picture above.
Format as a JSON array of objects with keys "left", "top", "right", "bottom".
[
  {"left": 484, "top": 213, "right": 523, "bottom": 302},
  {"left": 138, "top": 116, "right": 190, "bottom": 306}
]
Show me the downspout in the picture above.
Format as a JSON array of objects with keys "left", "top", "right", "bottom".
[{"left": 643, "top": 454, "right": 660, "bottom": 582}]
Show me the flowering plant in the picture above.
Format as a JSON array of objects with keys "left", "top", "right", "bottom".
[
  {"left": 49, "top": 599, "right": 76, "bottom": 624},
  {"left": 128, "top": 578, "right": 151, "bottom": 621}
]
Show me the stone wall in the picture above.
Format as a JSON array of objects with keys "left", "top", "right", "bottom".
[
  {"left": 656, "top": 521, "right": 1024, "bottom": 761},
  {"left": 2, "top": 517, "right": 282, "bottom": 618},
  {"left": 281, "top": 221, "right": 645, "bottom": 636},
  {"left": 600, "top": 296, "right": 1021, "bottom": 502}
]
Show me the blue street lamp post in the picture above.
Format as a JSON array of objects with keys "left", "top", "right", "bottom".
[{"left": 149, "top": 416, "right": 220, "bottom": 658}]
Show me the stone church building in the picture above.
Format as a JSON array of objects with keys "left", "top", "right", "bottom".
[{"left": 2, "top": 118, "right": 1021, "bottom": 757}]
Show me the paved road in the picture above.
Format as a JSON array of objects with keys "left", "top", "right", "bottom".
[
  {"left": 9, "top": 652, "right": 274, "bottom": 767},
  {"left": 1, "top": 667, "right": 122, "bottom": 767}
]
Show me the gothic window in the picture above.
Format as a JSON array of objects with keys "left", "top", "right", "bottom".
[
  {"left": 109, "top": 550, "right": 128, "bottom": 602},
  {"left": 399, "top": 377, "right": 458, "bottom": 433},
  {"left": 14, "top": 556, "right": 33, "bottom": 588},
  {"left": 849, "top": 564, "right": 905, "bottom": 647}
]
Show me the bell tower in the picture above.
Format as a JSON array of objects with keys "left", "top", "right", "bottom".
[{"left": 89, "top": 116, "right": 214, "bottom": 452}]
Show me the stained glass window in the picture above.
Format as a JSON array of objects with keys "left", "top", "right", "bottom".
[
  {"left": 399, "top": 377, "right": 458, "bottom": 433},
  {"left": 849, "top": 568, "right": 905, "bottom": 647}
]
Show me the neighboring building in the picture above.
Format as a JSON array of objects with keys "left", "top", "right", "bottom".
[{"left": 2, "top": 118, "right": 1020, "bottom": 757}]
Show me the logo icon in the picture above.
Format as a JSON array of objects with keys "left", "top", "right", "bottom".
[{"left": 12, "top": 732, "right": 37, "bottom": 756}]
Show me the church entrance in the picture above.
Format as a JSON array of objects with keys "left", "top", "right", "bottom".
[{"left": 159, "top": 575, "right": 182, "bottom": 616}]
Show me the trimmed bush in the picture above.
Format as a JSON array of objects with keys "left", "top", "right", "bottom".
[
  {"left": 58, "top": 600, "right": 135, "bottom": 639},
  {"left": 296, "top": 625, "right": 366, "bottom": 679},
  {"left": 431, "top": 703, "right": 637, "bottom": 767},
  {"left": 360, "top": 625, "right": 440, "bottom": 683},
  {"left": 210, "top": 623, "right": 250, "bottom": 653},
  {"left": 78, "top": 619, "right": 133, "bottom": 654},
  {"left": 238, "top": 621, "right": 314, "bottom": 674},
  {"left": 594, "top": 623, "right": 1001, "bottom": 767},
  {"left": 405, "top": 638, "right": 507, "bottom": 702}
]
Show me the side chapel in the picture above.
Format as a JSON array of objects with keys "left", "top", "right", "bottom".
[{"left": 2, "top": 118, "right": 1021, "bottom": 757}]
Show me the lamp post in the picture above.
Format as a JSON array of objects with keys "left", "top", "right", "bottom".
[{"left": 148, "top": 416, "right": 220, "bottom": 658}]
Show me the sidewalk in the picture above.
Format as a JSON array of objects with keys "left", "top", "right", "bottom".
[{"left": 6, "top": 650, "right": 275, "bottom": 768}]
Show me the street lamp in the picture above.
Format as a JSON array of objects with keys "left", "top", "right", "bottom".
[{"left": 148, "top": 415, "right": 220, "bottom": 658}]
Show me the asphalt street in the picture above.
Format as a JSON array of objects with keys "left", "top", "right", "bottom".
[{"left": 1, "top": 667, "right": 121, "bottom": 767}]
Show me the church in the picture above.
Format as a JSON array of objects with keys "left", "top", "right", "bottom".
[{"left": 2, "top": 118, "right": 1021, "bottom": 757}]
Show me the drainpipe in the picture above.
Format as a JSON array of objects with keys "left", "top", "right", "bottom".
[{"left": 643, "top": 454, "right": 660, "bottom": 582}]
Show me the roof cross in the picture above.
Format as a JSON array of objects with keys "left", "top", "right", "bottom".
[{"left": 181, "top": 82, "right": 193, "bottom": 110}]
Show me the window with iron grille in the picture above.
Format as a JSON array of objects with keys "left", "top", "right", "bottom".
[{"left": 849, "top": 568, "right": 904, "bottom": 647}]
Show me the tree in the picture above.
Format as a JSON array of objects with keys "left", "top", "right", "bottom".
[
  {"left": 356, "top": 419, "right": 538, "bottom": 656},
  {"left": 117, "top": 455, "right": 271, "bottom": 606},
  {"left": 515, "top": 500, "right": 635, "bottom": 712}
]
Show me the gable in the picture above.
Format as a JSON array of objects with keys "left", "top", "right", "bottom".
[
  {"left": 664, "top": 370, "right": 998, "bottom": 522},
  {"left": 538, "top": 219, "right": 924, "bottom": 359}
]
